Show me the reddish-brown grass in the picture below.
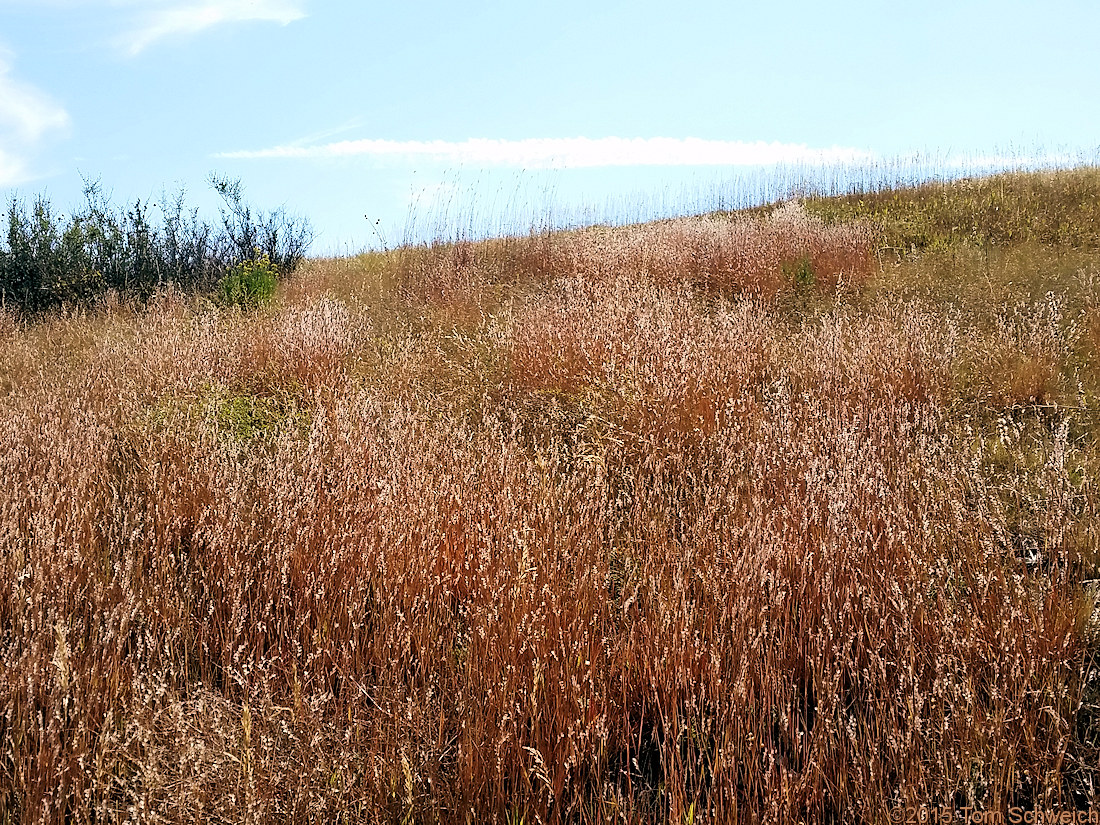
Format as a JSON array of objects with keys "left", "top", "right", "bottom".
[{"left": 1, "top": 195, "right": 1098, "bottom": 823}]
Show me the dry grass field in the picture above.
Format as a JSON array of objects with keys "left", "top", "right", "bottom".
[{"left": 2, "top": 168, "right": 1100, "bottom": 823}]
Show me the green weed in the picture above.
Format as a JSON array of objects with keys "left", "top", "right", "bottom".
[{"left": 216, "top": 254, "right": 279, "bottom": 310}]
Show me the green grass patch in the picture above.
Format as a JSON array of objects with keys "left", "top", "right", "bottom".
[{"left": 803, "top": 166, "right": 1100, "bottom": 254}]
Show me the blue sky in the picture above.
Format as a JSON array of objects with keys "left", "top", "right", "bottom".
[{"left": 1, "top": 0, "right": 1098, "bottom": 252}]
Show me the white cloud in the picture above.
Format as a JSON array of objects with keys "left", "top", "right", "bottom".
[
  {"left": 0, "top": 59, "right": 70, "bottom": 143},
  {"left": 0, "top": 54, "right": 70, "bottom": 186},
  {"left": 0, "top": 1, "right": 307, "bottom": 56},
  {"left": 119, "top": 0, "right": 306, "bottom": 56},
  {"left": 216, "top": 136, "right": 875, "bottom": 169},
  {"left": 0, "top": 147, "right": 30, "bottom": 186}
]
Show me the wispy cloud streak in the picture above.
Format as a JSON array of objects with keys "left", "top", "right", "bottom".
[
  {"left": 216, "top": 136, "right": 876, "bottom": 168},
  {"left": 119, "top": 0, "right": 306, "bottom": 56},
  {"left": 0, "top": 54, "right": 70, "bottom": 186}
]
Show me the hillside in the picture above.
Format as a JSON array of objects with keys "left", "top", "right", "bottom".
[{"left": 2, "top": 167, "right": 1099, "bottom": 823}]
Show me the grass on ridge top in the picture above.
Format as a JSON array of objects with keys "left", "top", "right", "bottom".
[
  {"left": 1, "top": 166, "right": 1100, "bottom": 823},
  {"left": 800, "top": 165, "right": 1100, "bottom": 253}
]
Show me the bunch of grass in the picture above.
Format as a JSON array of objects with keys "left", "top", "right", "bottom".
[{"left": 1, "top": 169, "right": 1098, "bottom": 823}]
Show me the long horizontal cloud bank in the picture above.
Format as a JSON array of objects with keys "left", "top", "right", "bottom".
[{"left": 216, "top": 137, "right": 877, "bottom": 168}]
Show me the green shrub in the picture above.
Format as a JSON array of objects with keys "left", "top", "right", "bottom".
[
  {"left": 202, "top": 385, "right": 308, "bottom": 445},
  {"left": 213, "top": 392, "right": 285, "bottom": 441},
  {"left": 216, "top": 254, "right": 279, "bottom": 309},
  {"left": 210, "top": 175, "right": 311, "bottom": 274},
  {"left": 783, "top": 254, "right": 816, "bottom": 289},
  {"left": 0, "top": 178, "right": 311, "bottom": 315}
]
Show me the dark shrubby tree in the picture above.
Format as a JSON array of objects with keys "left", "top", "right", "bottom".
[
  {"left": 0, "top": 177, "right": 312, "bottom": 314},
  {"left": 211, "top": 174, "right": 311, "bottom": 274}
]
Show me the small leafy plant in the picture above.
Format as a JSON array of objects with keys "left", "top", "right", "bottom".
[
  {"left": 783, "top": 254, "right": 816, "bottom": 289},
  {"left": 216, "top": 254, "right": 279, "bottom": 309}
]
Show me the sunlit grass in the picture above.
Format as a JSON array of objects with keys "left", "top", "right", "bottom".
[{"left": 2, "top": 167, "right": 1099, "bottom": 823}]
